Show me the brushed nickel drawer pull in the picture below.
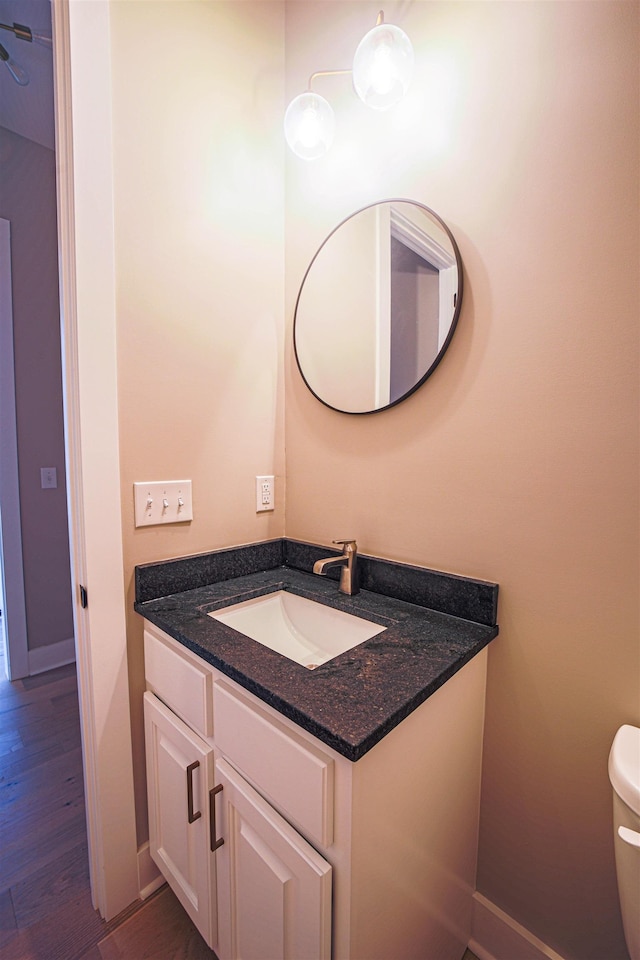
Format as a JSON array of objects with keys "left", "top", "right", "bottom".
[
  {"left": 210, "top": 783, "right": 224, "bottom": 851},
  {"left": 186, "top": 761, "right": 201, "bottom": 823}
]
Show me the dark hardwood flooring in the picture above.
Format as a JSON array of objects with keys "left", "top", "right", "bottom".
[{"left": 0, "top": 642, "right": 214, "bottom": 960}]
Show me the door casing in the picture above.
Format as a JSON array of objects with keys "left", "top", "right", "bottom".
[{"left": 51, "top": 0, "right": 139, "bottom": 920}]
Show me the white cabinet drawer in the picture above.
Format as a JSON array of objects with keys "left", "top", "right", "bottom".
[
  {"left": 213, "top": 680, "right": 334, "bottom": 848},
  {"left": 144, "top": 627, "right": 213, "bottom": 739}
]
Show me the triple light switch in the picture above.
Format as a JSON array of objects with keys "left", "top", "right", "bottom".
[{"left": 134, "top": 480, "right": 193, "bottom": 527}]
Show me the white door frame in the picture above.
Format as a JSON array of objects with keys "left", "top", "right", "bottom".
[
  {"left": 0, "top": 218, "right": 29, "bottom": 680},
  {"left": 52, "top": 0, "right": 139, "bottom": 919}
]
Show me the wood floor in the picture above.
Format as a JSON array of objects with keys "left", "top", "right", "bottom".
[
  {"left": 0, "top": 643, "right": 214, "bottom": 960},
  {"left": 0, "top": 642, "right": 481, "bottom": 960}
]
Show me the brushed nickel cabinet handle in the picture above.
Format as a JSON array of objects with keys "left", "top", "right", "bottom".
[
  {"left": 186, "top": 761, "right": 201, "bottom": 823},
  {"left": 210, "top": 783, "right": 224, "bottom": 851}
]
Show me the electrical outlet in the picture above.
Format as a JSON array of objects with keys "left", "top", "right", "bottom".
[
  {"left": 256, "top": 475, "right": 274, "bottom": 512},
  {"left": 133, "top": 480, "right": 193, "bottom": 527}
]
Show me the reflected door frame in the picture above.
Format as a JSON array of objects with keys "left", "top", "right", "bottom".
[
  {"left": 374, "top": 205, "right": 457, "bottom": 407},
  {"left": 390, "top": 205, "right": 457, "bottom": 350}
]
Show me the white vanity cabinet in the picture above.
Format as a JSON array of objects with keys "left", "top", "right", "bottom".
[
  {"left": 143, "top": 620, "right": 488, "bottom": 960},
  {"left": 144, "top": 624, "right": 332, "bottom": 960}
]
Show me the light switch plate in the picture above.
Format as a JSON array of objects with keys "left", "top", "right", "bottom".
[
  {"left": 134, "top": 480, "right": 193, "bottom": 527},
  {"left": 41, "top": 467, "right": 57, "bottom": 489}
]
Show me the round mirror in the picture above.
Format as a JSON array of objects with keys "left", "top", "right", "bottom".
[{"left": 293, "top": 200, "right": 463, "bottom": 414}]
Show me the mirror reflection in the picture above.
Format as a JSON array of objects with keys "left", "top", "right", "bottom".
[{"left": 294, "top": 200, "right": 462, "bottom": 414}]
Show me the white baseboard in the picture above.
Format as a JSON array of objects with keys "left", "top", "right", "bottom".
[
  {"left": 470, "top": 892, "right": 567, "bottom": 960},
  {"left": 137, "top": 842, "right": 165, "bottom": 900},
  {"left": 28, "top": 637, "right": 75, "bottom": 675}
]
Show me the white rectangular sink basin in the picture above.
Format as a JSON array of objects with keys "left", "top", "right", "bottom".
[{"left": 209, "top": 590, "right": 386, "bottom": 669}]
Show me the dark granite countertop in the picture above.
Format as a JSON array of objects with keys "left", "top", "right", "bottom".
[{"left": 134, "top": 540, "right": 498, "bottom": 761}]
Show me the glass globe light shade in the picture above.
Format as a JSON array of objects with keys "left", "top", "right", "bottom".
[
  {"left": 284, "top": 91, "right": 335, "bottom": 161},
  {"left": 352, "top": 23, "right": 414, "bottom": 110},
  {"left": 0, "top": 43, "right": 28, "bottom": 85}
]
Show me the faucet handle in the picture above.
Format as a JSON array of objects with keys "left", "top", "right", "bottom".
[{"left": 333, "top": 539, "right": 357, "bottom": 550}]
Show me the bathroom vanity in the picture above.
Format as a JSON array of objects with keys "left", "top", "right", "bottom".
[{"left": 135, "top": 539, "right": 499, "bottom": 960}]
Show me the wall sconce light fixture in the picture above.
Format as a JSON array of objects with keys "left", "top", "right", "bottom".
[{"left": 285, "top": 10, "right": 414, "bottom": 160}]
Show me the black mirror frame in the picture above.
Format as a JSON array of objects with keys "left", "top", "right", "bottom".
[{"left": 293, "top": 198, "right": 463, "bottom": 415}]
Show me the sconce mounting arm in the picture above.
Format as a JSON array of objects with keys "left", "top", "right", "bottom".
[
  {"left": 0, "top": 21, "right": 33, "bottom": 42},
  {"left": 308, "top": 68, "right": 353, "bottom": 91}
]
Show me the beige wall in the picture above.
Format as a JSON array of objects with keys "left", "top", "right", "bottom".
[
  {"left": 284, "top": 3, "right": 638, "bottom": 960},
  {"left": 106, "top": 1, "right": 638, "bottom": 956},
  {"left": 109, "top": 0, "right": 285, "bottom": 840}
]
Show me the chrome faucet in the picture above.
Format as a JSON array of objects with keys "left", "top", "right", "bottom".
[{"left": 313, "top": 540, "right": 359, "bottom": 596}]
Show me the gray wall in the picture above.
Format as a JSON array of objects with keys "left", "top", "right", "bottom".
[{"left": 0, "top": 125, "right": 74, "bottom": 651}]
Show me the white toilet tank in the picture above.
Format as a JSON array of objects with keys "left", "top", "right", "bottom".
[{"left": 609, "top": 724, "right": 640, "bottom": 960}]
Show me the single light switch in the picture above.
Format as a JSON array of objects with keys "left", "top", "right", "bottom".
[{"left": 41, "top": 467, "right": 57, "bottom": 489}]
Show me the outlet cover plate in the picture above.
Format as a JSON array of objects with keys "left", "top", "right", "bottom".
[{"left": 256, "top": 475, "right": 274, "bottom": 512}]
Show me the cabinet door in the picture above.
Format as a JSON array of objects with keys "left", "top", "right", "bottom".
[
  {"left": 143, "top": 692, "right": 217, "bottom": 950},
  {"left": 214, "top": 757, "right": 332, "bottom": 960}
]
